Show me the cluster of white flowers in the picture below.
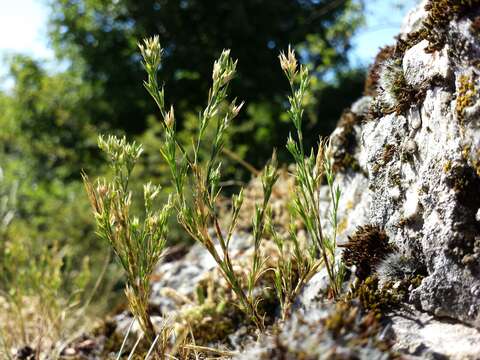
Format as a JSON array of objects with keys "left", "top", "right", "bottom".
[{"left": 138, "top": 35, "right": 162, "bottom": 73}]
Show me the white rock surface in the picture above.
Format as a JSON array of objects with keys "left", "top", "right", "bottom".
[
  {"left": 270, "top": 3, "right": 480, "bottom": 358},
  {"left": 325, "top": 3, "right": 480, "bottom": 327},
  {"left": 391, "top": 309, "right": 480, "bottom": 359},
  {"left": 403, "top": 40, "right": 450, "bottom": 88},
  {"left": 400, "top": 0, "right": 428, "bottom": 35}
]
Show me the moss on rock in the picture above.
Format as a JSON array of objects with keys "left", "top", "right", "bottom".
[
  {"left": 423, "top": 0, "right": 480, "bottom": 53},
  {"left": 341, "top": 225, "right": 397, "bottom": 280},
  {"left": 364, "top": 45, "right": 396, "bottom": 96},
  {"left": 332, "top": 110, "right": 363, "bottom": 174}
]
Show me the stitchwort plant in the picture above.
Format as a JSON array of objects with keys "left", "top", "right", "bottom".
[
  {"left": 84, "top": 37, "right": 348, "bottom": 349},
  {"left": 83, "top": 135, "right": 171, "bottom": 353},
  {"left": 139, "top": 36, "right": 278, "bottom": 330},
  {"left": 280, "top": 47, "right": 345, "bottom": 299}
]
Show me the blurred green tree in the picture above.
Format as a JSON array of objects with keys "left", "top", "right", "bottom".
[
  {"left": 1, "top": 55, "right": 100, "bottom": 181},
  {"left": 0, "top": 57, "right": 119, "bottom": 313},
  {"left": 48, "top": 0, "right": 365, "bottom": 170}
]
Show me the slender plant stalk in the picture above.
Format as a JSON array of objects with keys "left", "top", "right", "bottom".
[
  {"left": 279, "top": 46, "right": 344, "bottom": 299},
  {"left": 139, "top": 36, "right": 279, "bottom": 330}
]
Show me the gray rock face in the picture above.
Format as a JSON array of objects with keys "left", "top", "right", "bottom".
[
  {"left": 276, "top": 1, "right": 480, "bottom": 357},
  {"left": 328, "top": 2, "right": 480, "bottom": 327},
  {"left": 236, "top": 308, "right": 391, "bottom": 360},
  {"left": 390, "top": 309, "right": 480, "bottom": 360},
  {"left": 403, "top": 40, "right": 450, "bottom": 88}
]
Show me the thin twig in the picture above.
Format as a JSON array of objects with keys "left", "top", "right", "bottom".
[
  {"left": 82, "top": 250, "right": 112, "bottom": 311},
  {"left": 222, "top": 148, "right": 260, "bottom": 176},
  {"left": 116, "top": 317, "right": 135, "bottom": 360}
]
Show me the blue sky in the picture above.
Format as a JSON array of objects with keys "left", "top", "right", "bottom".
[
  {"left": 0, "top": 0, "right": 418, "bottom": 85},
  {"left": 349, "top": 0, "right": 417, "bottom": 64},
  {"left": 0, "top": 0, "right": 52, "bottom": 59}
]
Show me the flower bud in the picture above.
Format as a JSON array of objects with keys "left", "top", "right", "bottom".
[
  {"left": 139, "top": 35, "right": 163, "bottom": 71},
  {"left": 165, "top": 105, "right": 175, "bottom": 129},
  {"left": 279, "top": 46, "right": 297, "bottom": 79}
]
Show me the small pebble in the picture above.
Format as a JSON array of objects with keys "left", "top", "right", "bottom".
[
  {"left": 390, "top": 187, "right": 401, "bottom": 200},
  {"left": 63, "top": 348, "right": 77, "bottom": 356},
  {"left": 405, "top": 139, "right": 417, "bottom": 154},
  {"left": 404, "top": 188, "right": 420, "bottom": 219},
  {"left": 77, "top": 339, "right": 96, "bottom": 351},
  {"left": 411, "top": 115, "right": 421, "bottom": 129},
  {"left": 409, "top": 109, "right": 422, "bottom": 129},
  {"left": 237, "top": 326, "right": 248, "bottom": 335}
]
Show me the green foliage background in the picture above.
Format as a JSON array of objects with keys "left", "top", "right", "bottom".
[{"left": 0, "top": 0, "right": 366, "bottom": 316}]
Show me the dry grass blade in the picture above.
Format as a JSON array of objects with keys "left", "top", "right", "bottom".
[
  {"left": 127, "top": 332, "right": 144, "bottom": 360},
  {"left": 116, "top": 317, "right": 136, "bottom": 360},
  {"left": 145, "top": 333, "right": 161, "bottom": 360},
  {"left": 182, "top": 344, "right": 239, "bottom": 357}
]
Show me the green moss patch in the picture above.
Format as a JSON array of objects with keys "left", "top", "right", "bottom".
[{"left": 341, "top": 225, "right": 397, "bottom": 280}]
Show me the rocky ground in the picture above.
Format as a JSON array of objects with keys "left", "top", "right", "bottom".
[{"left": 55, "top": 1, "right": 480, "bottom": 359}]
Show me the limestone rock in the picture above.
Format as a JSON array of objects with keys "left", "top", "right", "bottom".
[
  {"left": 390, "top": 309, "right": 480, "bottom": 359},
  {"left": 403, "top": 40, "right": 450, "bottom": 88},
  {"left": 326, "top": 1, "right": 480, "bottom": 327},
  {"left": 400, "top": 0, "right": 428, "bottom": 35}
]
